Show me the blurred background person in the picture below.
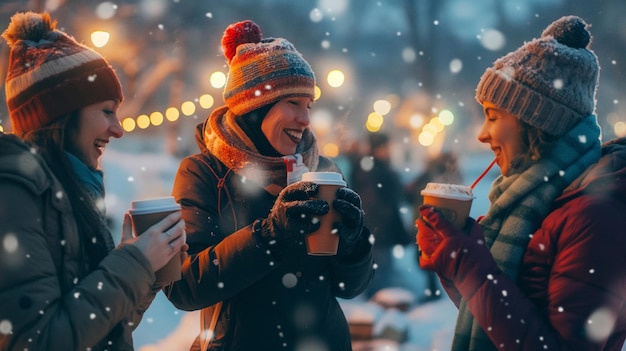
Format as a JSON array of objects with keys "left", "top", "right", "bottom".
[{"left": 350, "top": 132, "right": 413, "bottom": 298}]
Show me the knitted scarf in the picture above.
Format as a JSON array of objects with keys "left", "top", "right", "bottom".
[
  {"left": 65, "top": 151, "right": 115, "bottom": 253},
  {"left": 203, "top": 105, "right": 325, "bottom": 196},
  {"left": 451, "top": 115, "right": 602, "bottom": 350}
]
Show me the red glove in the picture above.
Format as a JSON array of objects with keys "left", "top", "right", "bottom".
[{"left": 415, "top": 205, "right": 490, "bottom": 277}]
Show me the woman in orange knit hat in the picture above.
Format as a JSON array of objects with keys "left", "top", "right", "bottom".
[{"left": 164, "top": 20, "right": 374, "bottom": 351}]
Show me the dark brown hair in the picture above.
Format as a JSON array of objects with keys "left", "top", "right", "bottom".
[{"left": 22, "top": 113, "right": 110, "bottom": 270}]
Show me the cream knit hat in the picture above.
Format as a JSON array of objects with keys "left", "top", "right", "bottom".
[{"left": 476, "top": 16, "right": 599, "bottom": 136}]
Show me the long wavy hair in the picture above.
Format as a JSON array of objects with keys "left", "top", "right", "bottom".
[
  {"left": 21, "top": 112, "right": 111, "bottom": 270},
  {"left": 509, "top": 120, "right": 559, "bottom": 174}
]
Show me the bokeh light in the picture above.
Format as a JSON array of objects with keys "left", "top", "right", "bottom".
[
  {"left": 165, "top": 107, "right": 180, "bottom": 122},
  {"left": 438, "top": 110, "right": 455, "bottom": 125},
  {"left": 449, "top": 58, "right": 463, "bottom": 74},
  {"left": 95, "top": 1, "right": 117, "bottom": 19},
  {"left": 136, "top": 115, "right": 150, "bottom": 129},
  {"left": 198, "top": 94, "right": 214, "bottom": 109},
  {"left": 149, "top": 111, "right": 164, "bottom": 126},
  {"left": 366, "top": 112, "right": 384, "bottom": 132},
  {"left": 122, "top": 117, "right": 136, "bottom": 132},
  {"left": 90, "top": 31, "right": 110, "bottom": 48},
  {"left": 181, "top": 101, "right": 196, "bottom": 116},
  {"left": 615, "top": 121, "right": 626, "bottom": 137},
  {"left": 373, "top": 100, "right": 392, "bottom": 116},
  {"left": 327, "top": 69, "right": 345, "bottom": 88},
  {"left": 480, "top": 28, "right": 506, "bottom": 51},
  {"left": 314, "top": 85, "right": 322, "bottom": 101},
  {"left": 309, "top": 8, "right": 323, "bottom": 22},
  {"left": 322, "top": 142, "right": 339, "bottom": 157}
]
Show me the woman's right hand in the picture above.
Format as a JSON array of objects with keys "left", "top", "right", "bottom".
[
  {"left": 120, "top": 211, "right": 187, "bottom": 273},
  {"left": 259, "top": 181, "right": 329, "bottom": 251}
]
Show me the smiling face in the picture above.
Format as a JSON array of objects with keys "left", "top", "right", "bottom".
[
  {"left": 477, "top": 101, "right": 525, "bottom": 176},
  {"left": 261, "top": 96, "right": 313, "bottom": 155},
  {"left": 67, "top": 100, "right": 123, "bottom": 169}
]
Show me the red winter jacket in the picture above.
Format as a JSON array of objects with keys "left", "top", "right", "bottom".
[{"left": 447, "top": 138, "right": 626, "bottom": 350}]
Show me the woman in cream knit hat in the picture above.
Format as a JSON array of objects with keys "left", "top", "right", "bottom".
[{"left": 416, "top": 15, "right": 626, "bottom": 350}]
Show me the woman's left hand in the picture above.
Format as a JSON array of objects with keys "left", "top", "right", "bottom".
[
  {"left": 333, "top": 187, "right": 366, "bottom": 256},
  {"left": 416, "top": 205, "right": 487, "bottom": 280}
]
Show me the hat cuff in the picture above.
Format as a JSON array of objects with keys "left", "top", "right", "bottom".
[
  {"left": 8, "top": 64, "right": 123, "bottom": 134},
  {"left": 476, "top": 68, "right": 584, "bottom": 136},
  {"left": 225, "top": 78, "right": 314, "bottom": 116}
]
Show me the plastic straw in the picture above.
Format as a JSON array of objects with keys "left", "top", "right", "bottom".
[{"left": 470, "top": 158, "right": 497, "bottom": 189}]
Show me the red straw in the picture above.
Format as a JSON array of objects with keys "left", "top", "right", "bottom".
[{"left": 470, "top": 158, "right": 497, "bottom": 189}]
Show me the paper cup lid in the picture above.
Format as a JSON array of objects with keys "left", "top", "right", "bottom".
[
  {"left": 129, "top": 196, "right": 181, "bottom": 215},
  {"left": 301, "top": 172, "right": 346, "bottom": 186},
  {"left": 420, "top": 182, "right": 474, "bottom": 201}
]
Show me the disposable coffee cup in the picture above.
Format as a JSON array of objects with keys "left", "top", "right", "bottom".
[
  {"left": 301, "top": 172, "right": 347, "bottom": 256},
  {"left": 420, "top": 183, "right": 474, "bottom": 229},
  {"left": 129, "top": 196, "right": 182, "bottom": 284}
]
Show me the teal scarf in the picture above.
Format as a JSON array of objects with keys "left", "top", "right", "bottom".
[
  {"left": 65, "top": 152, "right": 105, "bottom": 205},
  {"left": 65, "top": 152, "right": 114, "bottom": 252},
  {"left": 452, "top": 115, "right": 602, "bottom": 350}
]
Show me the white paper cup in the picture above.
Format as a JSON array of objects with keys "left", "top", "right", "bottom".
[
  {"left": 129, "top": 196, "right": 182, "bottom": 284},
  {"left": 301, "top": 172, "right": 347, "bottom": 256},
  {"left": 420, "top": 183, "right": 474, "bottom": 229}
]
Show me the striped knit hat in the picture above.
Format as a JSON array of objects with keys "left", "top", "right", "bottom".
[
  {"left": 221, "top": 20, "right": 315, "bottom": 116},
  {"left": 2, "top": 11, "right": 123, "bottom": 135},
  {"left": 476, "top": 16, "right": 599, "bottom": 137}
]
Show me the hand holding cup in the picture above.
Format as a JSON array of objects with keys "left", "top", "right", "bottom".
[
  {"left": 128, "top": 196, "right": 187, "bottom": 283},
  {"left": 121, "top": 211, "right": 186, "bottom": 273}
]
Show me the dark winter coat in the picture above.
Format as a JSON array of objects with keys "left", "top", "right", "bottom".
[
  {"left": 443, "top": 137, "right": 626, "bottom": 350},
  {"left": 0, "top": 133, "right": 157, "bottom": 351},
  {"left": 164, "top": 120, "right": 373, "bottom": 351}
]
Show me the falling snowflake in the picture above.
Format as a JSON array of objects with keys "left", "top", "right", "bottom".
[
  {"left": 0, "top": 320, "right": 12, "bottom": 335},
  {"left": 282, "top": 273, "right": 298, "bottom": 288},
  {"left": 586, "top": 307, "right": 616, "bottom": 342},
  {"left": 553, "top": 79, "right": 563, "bottom": 89},
  {"left": 2, "top": 233, "right": 18, "bottom": 253}
]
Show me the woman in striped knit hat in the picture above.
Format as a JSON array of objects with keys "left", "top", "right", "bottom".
[
  {"left": 164, "top": 20, "right": 374, "bottom": 351},
  {"left": 0, "top": 12, "right": 187, "bottom": 350}
]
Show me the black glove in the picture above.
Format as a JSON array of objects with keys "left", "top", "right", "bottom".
[
  {"left": 259, "top": 181, "right": 330, "bottom": 252},
  {"left": 333, "top": 187, "right": 366, "bottom": 256}
]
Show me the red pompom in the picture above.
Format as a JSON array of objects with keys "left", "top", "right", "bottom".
[{"left": 221, "top": 20, "right": 263, "bottom": 63}]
